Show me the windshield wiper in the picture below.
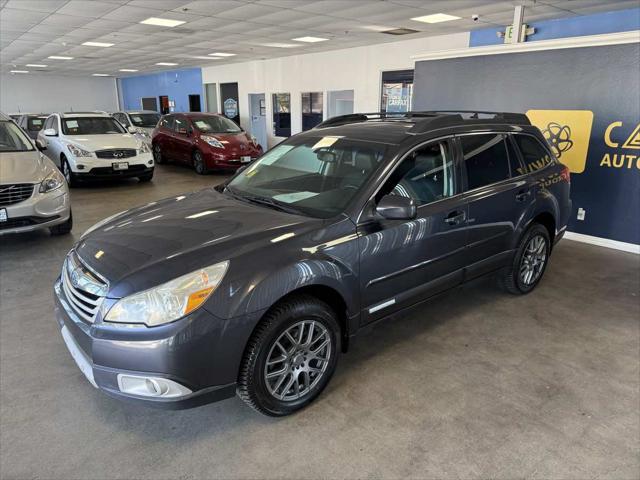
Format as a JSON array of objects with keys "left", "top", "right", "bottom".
[{"left": 224, "top": 187, "right": 304, "bottom": 215}]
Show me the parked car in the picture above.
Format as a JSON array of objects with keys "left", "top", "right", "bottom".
[
  {"left": 7, "top": 113, "right": 23, "bottom": 122},
  {"left": 111, "top": 110, "right": 160, "bottom": 145},
  {"left": 37, "top": 112, "right": 154, "bottom": 187},
  {"left": 54, "top": 111, "right": 571, "bottom": 415},
  {"left": 151, "top": 113, "right": 263, "bottom": 174},
  {"left": 17, "top": 113, "right": 48, "bottom": 139},
  {"left": 0, "top": 112, "right": 71, "bottom": 235}
]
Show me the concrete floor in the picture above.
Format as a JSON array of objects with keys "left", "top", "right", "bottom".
[{"left": 1, "top": 164, "right": 638, "bottom": 479}]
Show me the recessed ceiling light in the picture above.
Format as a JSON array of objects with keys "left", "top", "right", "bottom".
[
  {"left": 155, "top": 62, "right": 178, "bottom": 66},
  {"left": 411, "top": 13, "right": 461, "bottom": 23},
  {"left": 191, "top": 56, "right": 223, "bottom": 60},
  {"left": 82, "top": 41, "right": 114, "bottom": 47},
  {"left": 25, "top": 64, "right": 47, "bottom": 67},
  {"left": 92, "top": 73, "right": 109, "bottom": 76},
  {"left": 119, "top": 69, "right": 138, "bottom": 72},
  {"left": 48, "top": 55, "right": 73, "bottom": 60},
  {"left": 292, "top": 36, "right": 328, "bottom": 43},
  {"left": 140, "top": 17, "right": 185, "bottom": 27},
  {"left": 259, "top": 43, "right": 301, "bottom": 48},
  {"left": 209, "top": 52, "right": 235, "bottom": 57},
  {"left": 10, "top": 70, "right": 28, "bottom": 73}
]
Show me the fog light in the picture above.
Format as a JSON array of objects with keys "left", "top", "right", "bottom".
[
  {"left": 77, "top": 164, "right": 85, "bottom": 170},
  {"left": 117, "top": 374, "right": 192, "bottom": 398},
  {"left": 148, "top": 159, "right": 153, "bottom": 165}
]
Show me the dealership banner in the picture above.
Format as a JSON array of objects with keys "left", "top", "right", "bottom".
[{"left": 413, "top": 42, "right": 640, "bottom": 245}]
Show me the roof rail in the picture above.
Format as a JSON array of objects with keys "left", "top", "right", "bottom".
[{"left": 314, "top": 110, "right": 530, "bottom": 131}]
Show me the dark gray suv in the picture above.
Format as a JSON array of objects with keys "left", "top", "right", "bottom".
[{"left": 54, "top": 111, "right": 571, "bottom": 416}]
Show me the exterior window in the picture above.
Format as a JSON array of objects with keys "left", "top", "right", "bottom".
[
  {"left": 173, "top": 116, "right": 188, "bottom": 133},
  {"left": 327, "top": 90, "right": 354, "bottom": 118},
  {"left": 272, "top": 93, "right": 291, "bottom": 137},
  {"left": 513, "top": 134, "right": 555, "bottom": 175},
  {"left": 381, "top": 141, "right": 455, "bottom": 206},
  {"left": 380, "top": 69, "right": 414, "bottom": 114},
  {"left": 460, "top": 134, "right": 510, "bottom": 190},
  {"left": 301, "top": 92, "right": 323, "bottom": 131}
]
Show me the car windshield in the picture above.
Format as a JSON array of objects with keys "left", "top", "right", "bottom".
[
  {"left": 62, "top": 117, "right": 126, "bottom": 135},
  {"left": 27, "top": 117, "right": 46, "bottom": 131},
  {"left": 226, "top": 135, "right": 388, "bottom": 218},
  {"left": 191, "top": 116, "right": 241, "bottom": 134},
  {"left": 0, "top": 120, "right": 35, "bottom": 152},
  {"left": 129, "top": 113, "right": 160, "bottom": 128}
]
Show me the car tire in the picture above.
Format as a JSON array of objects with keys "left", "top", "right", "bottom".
[
  {"left": 153, "top": 143, "right": 165, "bottom": 164},
  {"left": 237, "top": 294, "right": 340, "bottom": 416},
  {"left": 61, "top": 156, "right": 78, "bottom": 188},
  {"left": 500, "top": 223, "right": 551, "bottom": 295},
  {"left": 50, "top": 211, "right": 73, "bottom": 235},
  {"left": 138, "top": 172, "right": 154, "bottom": 183},
  {"left": 193, "top": 150, "right": 207, "bottom": 175}
]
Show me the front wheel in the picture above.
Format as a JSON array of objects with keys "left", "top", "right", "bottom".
[
  {"left": 61, "top": 156, "right": 78, "bottom": 188},
  {"left": 50, "top": 211, "right": 73, "bottom": 235},
  {"left": 152, "top": 143, "right": 165, "bottom": 164},
  {"left": 193, "top": 150, "right": 207, "bottom": 175},
  {"left": 237, "top": 294, "right": 340, "bottom": 416},
  {"left": 138, "top": 172, "right": 153, "bottom": 183},
  {"left": 500, "top": 223, "right": 550, "bottom": 294}
]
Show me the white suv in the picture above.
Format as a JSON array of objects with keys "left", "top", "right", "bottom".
[{"left": 38, "top": 112, "right": 154, "bottom": 187}]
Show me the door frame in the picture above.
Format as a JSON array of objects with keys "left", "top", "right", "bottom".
[{"left": 248, "top": 93, "right": 267, "bottom": 150}]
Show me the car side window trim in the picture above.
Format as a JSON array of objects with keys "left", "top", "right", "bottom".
[{"left": 510, "top": 132, "right": 558, "bottom": 177}]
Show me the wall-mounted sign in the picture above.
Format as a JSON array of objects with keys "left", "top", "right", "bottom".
[{"left": 224, "top": 98, "right": 238, "bottom": 119}]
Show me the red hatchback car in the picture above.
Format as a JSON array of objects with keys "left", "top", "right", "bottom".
[{"left": 151, "top": 113, "right": 263, "bottom": 174}]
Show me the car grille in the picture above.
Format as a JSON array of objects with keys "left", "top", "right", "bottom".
[
  {"left": 0, "top": 183, "right": 34, "bottom": 206},
  {"left": 60, "top": 251, "right": 108, "bottom": 323},
  {"left": 95, "top": 149, "right": 137, "bottom": 159}
]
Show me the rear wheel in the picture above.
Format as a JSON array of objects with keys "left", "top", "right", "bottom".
[
  {"left": 50, "top": 211, "right": 73, "bottom": 235},
  {"left": 61, "top": 156, "right": 78, "bottom": 188},
  {"left": 193, "top": 150, "right": 206, "bottom": 175},
  {"left": 500, "top": 223, "right": 550, "bottom": 294},
  {"left": 237, "top": 294, "right": 340, "bottom": 416},
  {"left": 153, "top": 143, "right": 165, "bottom": 164}
]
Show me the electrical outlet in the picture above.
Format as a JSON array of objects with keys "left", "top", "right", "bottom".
[{"left": 577, "top": 208, "right": 586, "bottom": 221}]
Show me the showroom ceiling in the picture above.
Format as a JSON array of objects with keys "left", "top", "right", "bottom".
[{"left": 1, "top": 0, "right": 637, "bottom": 77}]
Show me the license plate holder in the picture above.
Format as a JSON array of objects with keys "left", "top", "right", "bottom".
[
  {"left": 0, "top": 208, "right": 7, "bottom": 222},
  {"left": 240, "top": 156, "right": 251, "bottom": 163},
  {"left": 112, "top": 162, "right": 129, "bottom": 171}
]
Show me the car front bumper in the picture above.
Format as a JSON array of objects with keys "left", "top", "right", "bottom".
[
  {"left": 203, "top": 149, "right": 262, "bottom": 169},
  {"left": 0, "top": 186, "right": 70, "bottom": 235},
  {"left": 53, "top": 278, "right": 261, "bottom": 409}
]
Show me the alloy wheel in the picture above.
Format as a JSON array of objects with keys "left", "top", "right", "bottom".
[
  {"left": 519, "top": 234, "right": 547, "bottom": 285},
  {"left": 62, "top": 160, "right": 71, "bottom": 183},
  {"left": 194, "top": 151, "right": 204, "bottom": 174},
  {"left": 153, "top": 144, "right": 162, "bottom": 162},
  {"left": 264, "top": 320, "right": 332, "bottom": 401}
]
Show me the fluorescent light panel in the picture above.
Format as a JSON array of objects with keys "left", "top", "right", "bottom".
[
  {"left": 411, "top": 13, "right": 461, "bottom": 23},
  {"left": 119, "top": 69, "right": 138, "bottom": 72},
  {"left": 292, "top": 36, "right": 328, "bottom": 43},
  {"left": 92, "top": 73, "right": 109, "bottom": 76},
  {"left": 155, "top": 62, "right": 178, "bottom": 66},
  {"left": 209, "top": 52, "right": 235, "bottom": 57},
  {"left": 48, "top": 55, "right": 73, "bottom": 60},
  {"left": 25, "top": 64, "right": 47, "bottom": 67},
  {"left": 10, "top": 70, "right": 28, "bottom": 73},
  {"left": 260, "top": 43, "right": 300, "bottom": 48},
  {"left": 82, "top": 41, "right": 114, "bottom": 47},
  {"left": 140, "top": 17, "right": 185, "bottom": 27}
]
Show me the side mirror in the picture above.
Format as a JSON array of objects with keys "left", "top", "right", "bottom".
[
  {"left": 235, "top": 165, "right": 248, "bottom": 174},
  {"left": 35, "top": 138, "right": 47, "bottom": 151},
  {"left": 127, "top": 125, "right": 137, "bottom": 133},
  {"left": 376, "top": 194, "right": 417, "bottom": 220},
  {"left": 43, "top": 128, "right": 57, "bottom": 137}
]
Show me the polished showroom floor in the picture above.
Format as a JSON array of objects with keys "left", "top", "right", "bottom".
[{"left": 1, "top": 164, "right": 638, "bottom": 479}]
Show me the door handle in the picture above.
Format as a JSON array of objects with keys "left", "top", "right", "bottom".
[
  {"left": 516, "top": 189, "right": 531, "bottom": 202},
  {"left": 445, "top": 211, "right": 466, "bottom": 225}
]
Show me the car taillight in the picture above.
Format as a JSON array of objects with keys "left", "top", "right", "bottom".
[{"left": 560, "top": 165, "right": 570, "bottom": 184}]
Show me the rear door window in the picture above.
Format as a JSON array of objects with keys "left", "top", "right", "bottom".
[{"left": 459, "top": 134, "right": 511, "bottom": 191}]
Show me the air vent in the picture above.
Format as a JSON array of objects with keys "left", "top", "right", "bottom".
[
  {"left": 381, "top": 28, "right": 420, "bottom": 35},
  {"left": 172, "top": 28, "right": 197, "bottom": 34}
]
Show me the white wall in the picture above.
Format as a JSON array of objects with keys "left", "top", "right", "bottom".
[
  {"left": 201, "top": 32, "right": 469, "bottom": 147},
  {"left": 0, "top": 74, "right": 119, "bottom": 114}
]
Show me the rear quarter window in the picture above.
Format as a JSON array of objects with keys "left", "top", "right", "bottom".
[{"left": 513, "top": 134, "right": 556, "bottom": 175}]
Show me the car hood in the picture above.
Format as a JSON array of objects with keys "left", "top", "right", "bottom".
[
  {"left": 76, "top": 188, "right": 320, "bottom": 295},
  {"left": 0, "top": 150, "right": 52, "bottom": 184},
  {"left": 209, "top": 131, "right": 254, "bottom": 148},
  {"left": 66, "top": 134, "right": 141, "bottom": 152}
]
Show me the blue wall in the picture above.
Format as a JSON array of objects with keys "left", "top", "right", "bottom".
[
  {"left": 470, "top": 7, "right": 640, "bottom": 47},
  {"left": 118, "top": 67, "right": 203, "bottom": 112}
]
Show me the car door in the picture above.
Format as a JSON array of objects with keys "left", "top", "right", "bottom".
[
  {"left": 456, "top": 133, "right": 531, "bottom": 279},
  {"left": 156, "top": 115, "right": 175, "bottom": 159},
  {"left": 357, "top": 138, "right": 468, "bottom": 325},
  {"left": 171, "top": 115, "right": 193, "bottom": 164}
]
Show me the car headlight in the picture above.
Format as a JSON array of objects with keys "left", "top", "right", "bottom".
[
  {"left": 201, "top": 135, "right": 224, "bottom": 149},
  {"left": 81, "top": 209, "right": 128, "bottom": 239},
  {"left": 139, "top": 141, "right": 151, "bottom": 153},
  {"left": 39, "top": 169, "right": 65, "bottom": 193},
  {"left": 65, "top": 143, "right": 92, "bottom": 157},
  {"left": 104, "top": 261, "right": 229, "bottom": 327}
]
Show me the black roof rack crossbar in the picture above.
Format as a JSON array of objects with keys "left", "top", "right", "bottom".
[{"left": 314, "top": 110, "right": 531, "bottom": 131}]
